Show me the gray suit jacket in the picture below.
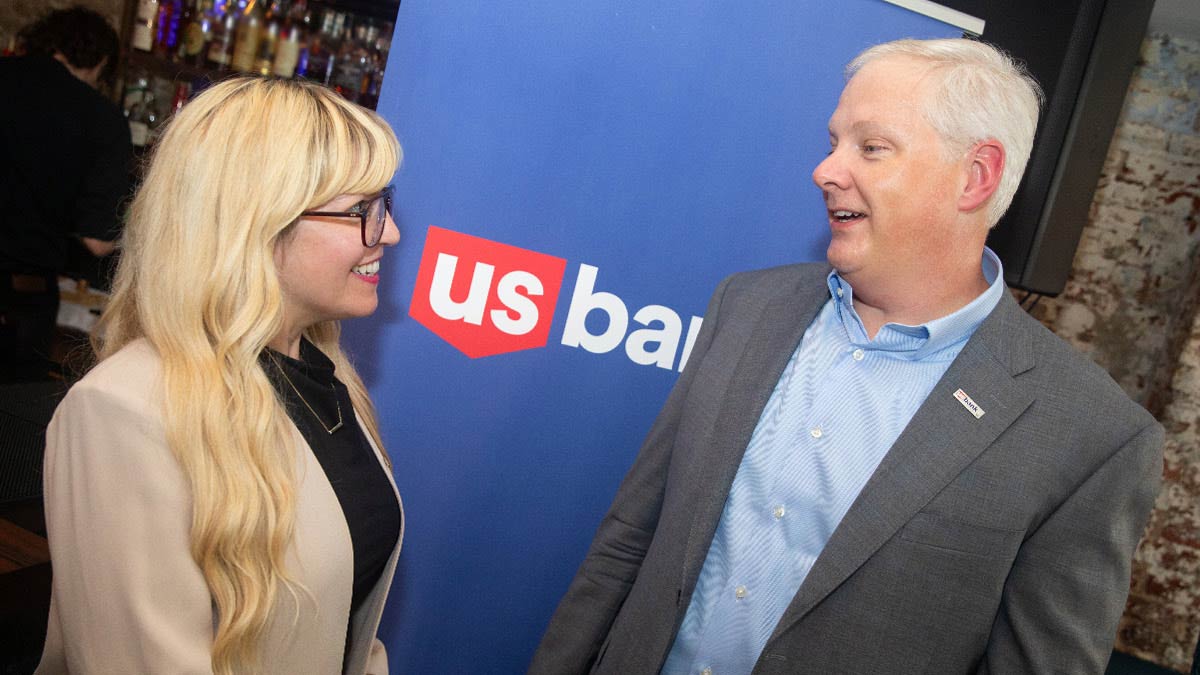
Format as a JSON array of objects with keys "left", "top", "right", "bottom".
[{"left": 530, "top": 263, "right": 1163, "bottom": 675}]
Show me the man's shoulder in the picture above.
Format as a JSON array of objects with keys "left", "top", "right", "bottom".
[{"left": 989, "top": 298, "right": 1158, "bottom": 430}]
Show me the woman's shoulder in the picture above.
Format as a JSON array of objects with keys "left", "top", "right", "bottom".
[
  {"left": 63, "top": 339, "right": 164, "bottom": 413},
  {"left": 47, "top": 340, "right": 174, "bottom": 476}
]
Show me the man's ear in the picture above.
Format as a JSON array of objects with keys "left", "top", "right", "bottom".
[{"left": 959, "top": 140, "right": 1005, "bottom": 214}]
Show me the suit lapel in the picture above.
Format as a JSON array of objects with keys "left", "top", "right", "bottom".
[
  {"left": 679, "top": 267, "right": 832, "bottom": 599},
  {"left": 768, "top": 292, "right": 1037, "bottom": 640}
]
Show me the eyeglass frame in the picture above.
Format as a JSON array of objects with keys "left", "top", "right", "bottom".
[{"left": 299, "top": 185, "right": 394, "bottom": 248}]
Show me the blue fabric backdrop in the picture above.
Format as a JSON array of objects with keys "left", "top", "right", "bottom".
[{"left": 345, "top": 2, "right": 967, "bottom": 671}]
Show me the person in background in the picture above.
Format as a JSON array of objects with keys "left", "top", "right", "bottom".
[
  {"left": 0, "top": 7, "right": 131, "bottom": 378},
  {"left": 37, "top": 77, "right": 404, "bottom": 674},
  {"left": 531, "top": 38, "right": 1164, "bottom": 674}
]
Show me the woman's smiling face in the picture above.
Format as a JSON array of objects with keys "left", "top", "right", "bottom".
[{"left": 274, "top": 191, "right": 401, "bottom": 342}]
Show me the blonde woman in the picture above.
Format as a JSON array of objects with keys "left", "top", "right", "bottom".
[{"left": 36, "top": 77, "right": 403, "bottom": 674}]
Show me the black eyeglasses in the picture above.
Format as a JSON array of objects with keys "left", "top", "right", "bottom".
[{"left": 300, "top": 186, "right": 394, "bottom": 247}]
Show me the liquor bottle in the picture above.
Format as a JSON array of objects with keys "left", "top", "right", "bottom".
[
  {"left": 253, "top": 0, "right": 284, "bottom": 75},
  {"left": 153, "top": 0, "right": 182, "bottom": 57},
  {"left": 206, "top": 6, "right": 236, "bottom": 70},
  {"left": 169, "top": 82, "right": 192, "bottom": 117},
  {"left": 122, "top": 70, "right": 151, "bottom": 118},
  {"left": 330, "top": 18, "right": 358, "bottom": 100},
  {"left": 230, "top": 0, "right": 263, "bottom": 73},
  {"left": 145, "top": 96, "right": 164, "bottom": 147},
  {"left": 302, "top": 10, "right": 341, "bottom": 86},
  {"left": 271, "top": 0, "right": 307, "bottom": 78},
  {"left": 131, "top": 0, "right": 160, "bottom": 51},
  {"left": 176, "top": 0, "right": 213, "bottom": 66},
  {"left": 127, "top": 89, "right": 156, "bottom": 148},
  {"left": 172, "top": 0, "right": 194, "bottom": 61},
  {"left": 359, "top": 25, "right": 390, "bottom": 109}
]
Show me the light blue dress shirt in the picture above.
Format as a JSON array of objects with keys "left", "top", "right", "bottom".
[{"left": 662, "top": 249, "right": 1005, "bottom": 675}]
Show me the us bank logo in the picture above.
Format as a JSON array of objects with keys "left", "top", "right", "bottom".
[{"left": 409, "top": 226, "right": 703, "bottom": 372}]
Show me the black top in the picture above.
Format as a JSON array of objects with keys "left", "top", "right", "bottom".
[
  {"left": 0, "top": 56, "right": 131, "bottom": 274},
  {"left": 261, "top": 339, "right": 401, "bottom": 623}
]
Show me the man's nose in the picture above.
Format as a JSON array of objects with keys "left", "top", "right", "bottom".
[{"left": 812, "top": 150, "right": 849, "bottom": 191}]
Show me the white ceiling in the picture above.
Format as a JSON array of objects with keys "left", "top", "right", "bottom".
[{"left": 1148, "top": 0, "right": 1200, "bottom": 40}]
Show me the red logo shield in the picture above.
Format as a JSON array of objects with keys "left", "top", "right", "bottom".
[{"left": 409, "top": 226, "right": 568, "bottom": 358}]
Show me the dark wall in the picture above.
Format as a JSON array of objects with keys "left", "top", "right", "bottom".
[{"left": 938, "top": 0, "right": 1156, "bottom": 295}]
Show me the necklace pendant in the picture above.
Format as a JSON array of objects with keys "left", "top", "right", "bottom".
[{"left": 269, "top": 352, "right": 344, "bottom": 435}]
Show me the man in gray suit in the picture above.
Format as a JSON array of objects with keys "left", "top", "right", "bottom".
[{"left": 530, "top": 38, "right": 1164, "bottom": 674}]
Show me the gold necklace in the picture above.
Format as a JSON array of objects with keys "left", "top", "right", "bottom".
[{"left": 269, "top": 352, "right": 343, "bottom": 434}]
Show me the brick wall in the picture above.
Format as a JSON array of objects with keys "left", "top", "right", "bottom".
[{"left": 1030, "top": 33, "right": 1200, "bottom": 672}]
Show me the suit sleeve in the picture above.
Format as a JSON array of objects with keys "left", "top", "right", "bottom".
[
  {"left": 38, "top": 382, "right": 214, "bottom": 674},
  {"left": 527, "top": 276, "right": 733, "bottom": 675},
  {"left": 978, "top": 418, "right": 1164, "bottom": 674}
]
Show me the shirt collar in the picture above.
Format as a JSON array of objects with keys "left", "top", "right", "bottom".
[{"left": 825, "top": 247, "right": 1005, "bottom": 359}]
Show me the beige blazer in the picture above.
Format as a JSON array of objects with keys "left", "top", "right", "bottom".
[{"left": 36, "top": 339, "right": 403, "bottom": 674}]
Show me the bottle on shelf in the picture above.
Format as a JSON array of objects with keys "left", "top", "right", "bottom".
[
  {"left": 170, "top": 81, "right": 192, "bottom": 116},
  {"left": 206, "top": 5, "right": 237, "bottom": 70},
  {"left": 176, "top": 0, "right": 213, "bottom": 67},
  {"left": 271, "top": 0, "right": 308, "bottom": 78},
  {"left": 253, "top": 0, "right": 285, "bottom": 75},
  {"left": 153, "top": 0, "right": 183, "bottom": 57},
  {"left": 302, "top": 10, "right": 342, "bottom": 86},
  {"left": 127, "top": 88, "right": 157, "bottom": 149},
  {"left": 127, "top": 0, "right": 395, "bottom": 109},
  {"left": 230, "top": 0, "right": 263, "bottom": 73},
  {"left": 359, "top": 23, "right": 390, "bottom": 109},
  {"left": 132, "top": 0, "right": 161, "bottom": 52},
  {"left": 331, "top": 18, "right": 371, "bottom": 102},
  {"left": 122, "top": 70, "right": 151, "bottom": 118}
]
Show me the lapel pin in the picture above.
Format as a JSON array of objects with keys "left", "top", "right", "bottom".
[{"left": 954, "top": 388, "right": 985, "bottom": 419}]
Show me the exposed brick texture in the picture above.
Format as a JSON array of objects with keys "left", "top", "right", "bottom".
[{"left": 1030, "top": 33, "right": 1200, "bottom": 673}]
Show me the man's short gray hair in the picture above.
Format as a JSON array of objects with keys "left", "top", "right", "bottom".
[{"left": 848, "top": 39, "right": 1044, "bottom": 226}]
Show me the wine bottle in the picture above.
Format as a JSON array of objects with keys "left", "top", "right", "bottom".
[
  {"left": 230, "top": 0, "right": 263, "bottom": 72},
  {"left": 131, "top": 0, "right": 160, "bottom": 52}
]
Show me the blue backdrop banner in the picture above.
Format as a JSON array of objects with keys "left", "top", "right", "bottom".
[{"left": 347, "top": 2, "right": 969, "bottom": 671}]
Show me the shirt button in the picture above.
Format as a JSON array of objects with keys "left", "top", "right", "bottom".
[
  {"left": 735, "top": 585, "right": 748, "bottom": 600},
  {"left": 852, "top": 348, "right": 865, "bottom": 361},
  {"left": 773, "top": 505, "right": 786, "bottom": 519},
  {"left": 836, "top": 287, "right": 844, "bottom": 298},
  {"left": 810, "top": 427, "right": 823, "bottom": 439}
]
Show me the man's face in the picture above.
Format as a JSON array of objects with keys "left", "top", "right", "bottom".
[{"left": 811, "top": 56, "right": 969, "bottom": 290}]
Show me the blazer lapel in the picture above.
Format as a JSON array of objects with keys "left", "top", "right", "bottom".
[
  {"left": 679, "top": 267, "right": 832, "bottom": 600},
  {"left": 768, "top": 292, "right": 1038, "bottom": 640}
]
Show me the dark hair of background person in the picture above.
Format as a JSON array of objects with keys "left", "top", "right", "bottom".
[{"left": 16, "top": 6, "right": 119, "bottom": 85}]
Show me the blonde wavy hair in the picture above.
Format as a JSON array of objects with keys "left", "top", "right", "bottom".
[{"left": 94, "top": 77, "right": 401, "bottom": 673}]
